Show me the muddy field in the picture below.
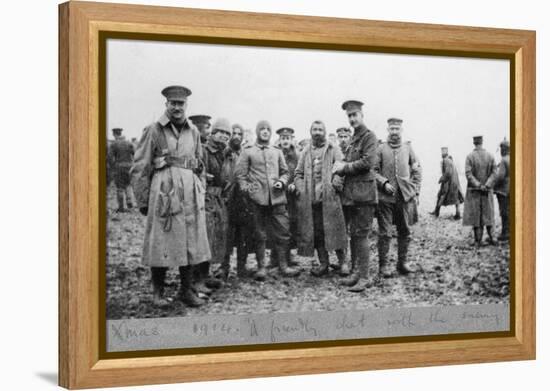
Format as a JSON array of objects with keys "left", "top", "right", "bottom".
[{"left": 106, "top": 183, "right": 509, "bottom": 320}]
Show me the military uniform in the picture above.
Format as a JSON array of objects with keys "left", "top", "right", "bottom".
[
  {"left": 108, "top": 129, "right": 135, "bottom": 211},
  {"left": 432, "top": 148, "right": 464, "bottom": 219},
  {"left": 235, "top": 120, "right": 299, "bottom": 280},
  {"left": 462, "top": 136, "right": 497, "bottom": 246},
  {"left": 336, "top": 100, "right": 379, "bottom": 292},
  {"left": 493, "top": 140, "right": 510, "bottom": 241},
  {"left": 294, "top": 140, "right": 347, "bottom": 276},
  {"left": 375, "top": 126, "right": 422, "bottom": 277},
  {"left": 131, "top": 85, "right": 209, "bottom": 307}
]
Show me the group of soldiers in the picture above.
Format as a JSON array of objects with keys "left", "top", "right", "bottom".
[{"left": 107, "top": 84, "right": 510, "bottom": 308}]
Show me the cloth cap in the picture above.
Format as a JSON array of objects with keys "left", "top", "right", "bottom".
[
  {"left": 161, "top": 85, "right": 192, "bottom": 101},
  {"left": 473, "top": 135, "right": 484, "bottom": 143},
  {"left": 341, "top": 100, "right": 364, "bottom": 113},
  {"left": 500, "top": 139, "right": 510, "bottom": 149},
  {"left": 387, "top": 117, "right": 403, "bottom": 125},
  {"left": 336, "top": 127, "right": 351, "bottom": 135},
  {"left": 276, "top": 127, "right": 294, "bottom": 136},
  {"left": 111, "top": 127, "right": 123, "bottom": 134},
  {"left": 211, "top": 118, "right": 232, "bottom": 134},
  {"left": 188, "top": 115, "right": 211, "bottom": 125}
]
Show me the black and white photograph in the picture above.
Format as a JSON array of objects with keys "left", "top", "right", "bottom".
[{"left": 104, "top": 37, "right": 511, "bottom": 351}]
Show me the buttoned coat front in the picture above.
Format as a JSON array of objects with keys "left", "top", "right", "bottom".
[
  {"left": 235, "top": 143, "right": 289, "bottom": 206},
  {"left": 341, "top": 125, "right": 379, "bottom": 205},
  {"left": 131, "top": 114, "right": 211, "bottom": 267}
]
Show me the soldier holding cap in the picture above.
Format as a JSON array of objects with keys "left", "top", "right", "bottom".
[
  {"left": 374, "top": 118, "right": 422, "bottom": 278},
  {"left": 235, "top": 120, "right": 300, "bottom": 280},
  {"left": 492, "top": 139, "right": 510, "bottom": 241},
  {"left": 108, "top": 127, "right": 135, "bottom": 212},
  {"left": 273, "top": 127, "right": 301, "bottom": 269},
  {"left": 332, "top": 100, "right": 379, "bottom": 292},
  {"left": 194, "top": 118, "right": 233, "bottom": 293},
  {"left": 189, "top": 114, "right": 212, "bottom": 144},
  {"left": 131, "top": 85, "right": 210, "bottom": 308},
  {"left": 463, "top": 135, "right": 498, "bottom": 246},
  {"left": 431, "top": 147, "right": 464, "bottom": 219}
]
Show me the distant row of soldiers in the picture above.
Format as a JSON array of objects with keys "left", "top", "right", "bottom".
[{"left": 109, "top": 84, "right": 510, "bottom": 308}]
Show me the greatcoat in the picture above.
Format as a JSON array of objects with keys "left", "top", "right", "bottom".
[
  {"left": 131, "top": 114, "right": 211, "bottom": 267},
  {"left": 437, "top": 156, "right": 464, "bottom": 206},
  {"left": 294, "top": 142, "right": 348, "bottom": 256},
  {"left": 462, "top": 147, "right": 497, "bottom": 227}
]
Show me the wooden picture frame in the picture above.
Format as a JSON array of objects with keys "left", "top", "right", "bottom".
[{"left": 59, "top": 1, "right": 535, "bottom": 389}]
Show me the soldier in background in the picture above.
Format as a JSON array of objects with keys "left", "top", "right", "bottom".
[
  {"left": 375, "top": 118, "right": 422, "bottom": 278},
  {"left": 294, "top": 120, "right": 348, "bottom": 277},
  {"left": 216, "top": 123, "right": 255, "bottom": 280},
  {"left": 463, "top": 135, "right": 497, "bottom": 246},
  {"left": 188, "top": 114, "right": 212, "bottom": 144},
  {"left": 328, "top": 132, "right": 338, "bottom": 146},
  {"left": 196, "top": 118, "right": 232, "bottom": 294},
  {"left": 273, "top": 127, "right": 300, "bottom": 268},
  {"left": 431, "top": 147, "right": 464, "bottom": 219},
  {"left": 336, "top": 127, "right": 351, "bottom": 152},
  {"left": 131, "top": 85, "right": 210, "bottom": 307},
  {"left": 332, "top": 100, "right": 379, "bottom": 292},
  {"left": 493, "top": 140, "right": 510, "bottom": 241},
  {"left": 108, "top": 127, "right": 135, "bottom": 212},
  {"left": 235, "top": 120, "right": 300, "bottom": 280}
]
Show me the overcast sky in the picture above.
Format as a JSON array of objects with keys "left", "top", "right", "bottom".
[{"left": 107, "top": 38, "right": 510, "bottom": 210}]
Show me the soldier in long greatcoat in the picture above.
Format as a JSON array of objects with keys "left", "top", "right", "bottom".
[
  {"left": 462, "top": 135, "right": 497, "bottom": 246},
  {"left": 131, "top": 85, "right": 210, "bottom": 308},
  {"left": 431, "top": 147, "right": 464, "bottom": 219},
  {"left": 294, "top": 121, "right": 348, "bottom": 276}
]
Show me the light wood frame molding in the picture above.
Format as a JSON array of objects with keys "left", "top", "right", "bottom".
[{"left": 59, "top": 1, "right": 535, "bottom": 389}]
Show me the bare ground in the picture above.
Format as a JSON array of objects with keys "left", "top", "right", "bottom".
[{"left": 106, "top": 186, "right": 509, "bottom": 320}]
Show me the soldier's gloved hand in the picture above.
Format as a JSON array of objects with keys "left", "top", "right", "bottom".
[
  {"left": 384, "top": 182, "right": 396, "bottom": 195},
  {"left": 273, "top": 181, "right": 284, "bottom": 190},
  {"left": 139, "top": 207, "right": 148, "bottom": 216}
]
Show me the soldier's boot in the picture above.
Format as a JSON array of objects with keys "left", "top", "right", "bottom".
[
  {"left": 125, "top": 187, "right": 134, "bottom": 209},
  {"left": 348, "top": 236, "right": 373, "bottom": 293},
  {"left": 236, "top": 244, "right": 253, "bottom": 278},
  {"left": 486, "top": 226, "right": 497, "bottom": 245},
  {"left": 396, "top": 237, "right": 413, "bottom": 275},
  {"left": 336, "top": 249, "right": 350, "bottom": 276},
  {"left": 287, "top": 249, "right": 300, "bottom": 267},
  {"left": 178, "top": 266, "right": 204, "bottom": 308},
  {"left": 116, "top": 190, "right": 126, "bottom": 213},
  {"left": 311, "top": 247, "right": 330, "bottom": 277},
  {"left": 268, "top": 248, "right": 280, "bottom": 269},
  {"left": 498, "top": 215, "right": 509, "bottom": 241},
  {"left": 454, "top": 204, "right": 461, "bottom": 220},
  {"left": 151, "top": 267, "right": 169, "bottom": 307},
  {"left": 340, "top": 239, "right": 359, "bottom": 287},
  {"left": 201, "top": 261, "right": 223, "bottom": 290},
  {"left": 278, "top": 243, "right": 300, "bottom": 277},
  {"left": 254, "top": 242, "right": 268, "bottom": 281},
  {"left": 473, "top": 227, "right": 483, "bottom": 247},
  {"left": 378, "top": 236, "right": 393, "bottom": 279},
  {"left": 215, "top": 254, "right": 231, "bottom": 281},
  {"left": 429, "top": 206, "right": 440, "bottom": 217}
]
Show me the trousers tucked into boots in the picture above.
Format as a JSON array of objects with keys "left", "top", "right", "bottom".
[
  {"left": 377, "top": 236, "right": 392, "bottom": 278},
  {"left": 178, "top": 266, "right": 204, "bottom": 307}
]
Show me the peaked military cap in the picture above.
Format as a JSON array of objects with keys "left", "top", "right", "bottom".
[
  {"left": 473, "top": 135, "right": 484, "bottom": 143},
  {"left": 161, "top": 85, "right": 192, "bottom": 101},
  {"left": 188, "top": 114, "right": 212, "bottom": 124},
  {"left": 276, "top": 127, "right": 294, "bottom": 136},
  {"left": 111, "top": 127, "right": 123, "bottom": 134},
  {"left": 387, "top": 117, "right": 403, "bottom": 125},
  {"left": 341, "top": 100, "right": 364, "bottom": 113},
  {"left": 441, "top": 146, "right": 449, "bottom": 153},
  {"left": 500, "top": 139, "right": 510, "bottom": 149}
]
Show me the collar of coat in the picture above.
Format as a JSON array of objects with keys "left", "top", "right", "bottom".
[
  {"left": 158, "top": 113, "right": 192, "bottom": 131},
  {"left": 350, "top": 124, "right": 369, "bottom": 143}
]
